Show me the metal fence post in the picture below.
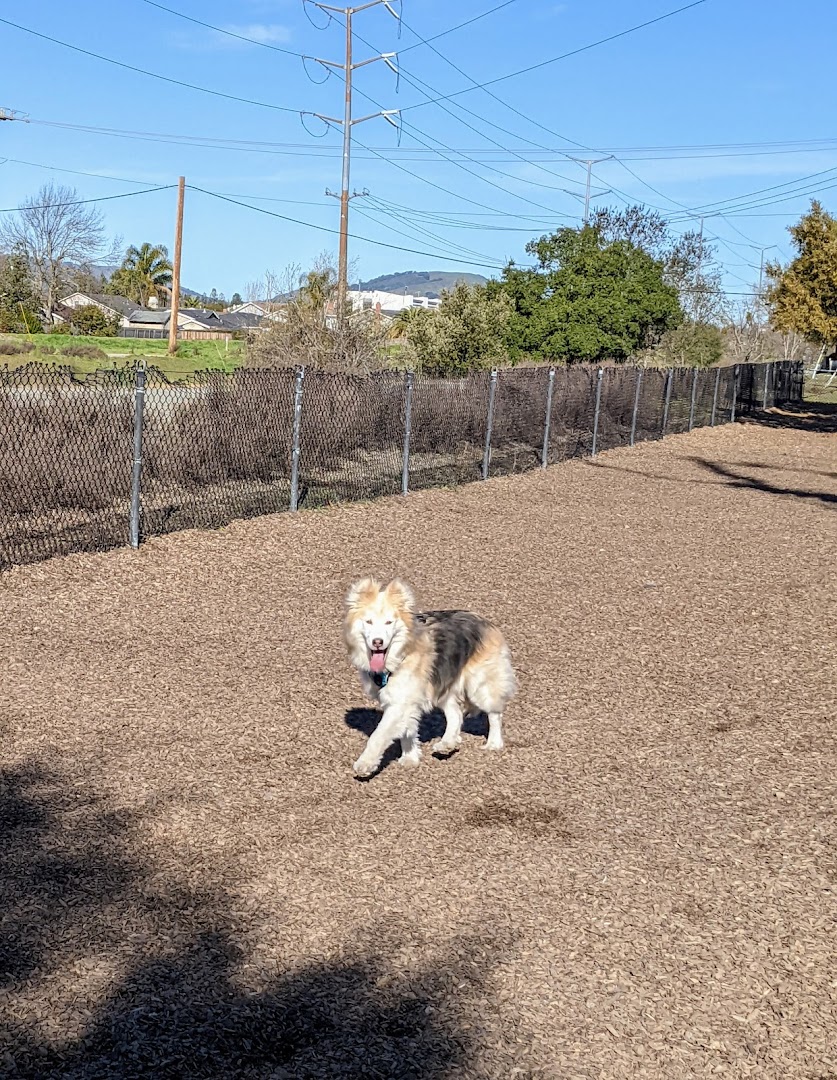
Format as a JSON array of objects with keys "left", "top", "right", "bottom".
[
  {"left": 591, "top": 366, "right": 604, "bottom": 457},
  {"left": 541, "top": 367, "right": 555, "bottom": 468},
  {"left": 710, "top": 366, "right": 721, "bottom": 426},
  {"left": 129, "top": 363, "right": 146, "bottom": 550},
  {"left": 481, "top": 368, "right": 498, "bottom": 480},
  {"left": 289, "top": 366, "right": 305, "bottom": 511},
  {"left": 629, "top": 367, "right": 643, "bottom": 447},
  {"left": 401, "top": 370, "right": 413, "bottom": 496},
  {"left": 661, "top": 369, "right": 673, "bottom": 436},
  {"left": 688, "top": 367, "right": 699, "bottom": 432},
  {"left": 730, "top": 364, "right": 739, "bottom": 422}
]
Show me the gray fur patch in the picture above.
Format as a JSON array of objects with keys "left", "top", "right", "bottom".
[{"left": 417, "top": 610, "right": 489, "bottom": 697}]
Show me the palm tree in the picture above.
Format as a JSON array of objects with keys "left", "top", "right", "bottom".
[
  {"left": 110, "top": 243, "right": 173, "bottom": 306},
  {"left": 388, "top": 304, "right": 425, "bottom": 340}
]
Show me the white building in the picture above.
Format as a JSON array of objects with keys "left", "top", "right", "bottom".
[{"left": 347, "top": 289, "right": 441, "bottom": 316}]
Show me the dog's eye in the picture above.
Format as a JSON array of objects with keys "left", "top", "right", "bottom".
[
  {"left": 385, "top": 620, "right": 393, "bottom": 625},
  {"left": 365, "top": 619, "right": 373, "bottom": 625}
]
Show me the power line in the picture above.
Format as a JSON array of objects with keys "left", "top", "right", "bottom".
[
  {"left": 138, "top": 0, "right": 306, "bottom": 57},
  {"left": 0, "top": 16, "right": 302, "bottom": 114},
  {"left": 399, "top": 1, "right": 709, "bottom": 112},
  {"left": 399, "top": 0, "right": 522, "bottom": 54},
  {"left": 0, "top": 185, "right": 176, "bottom": 213},
  {"left": 19, "top": 116, "right": 837, "bottom": 165},
  {"left": 189, "top": 185, "right": 511, "bottom": 270}
]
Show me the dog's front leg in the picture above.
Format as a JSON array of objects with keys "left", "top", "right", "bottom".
[{"left": 353, "top": 706, "right": 409, "bottom": 778}]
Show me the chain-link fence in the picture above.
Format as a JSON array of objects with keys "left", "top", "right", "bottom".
[{"left": 0, "top": 360, "right": 804, "bottom": 570}]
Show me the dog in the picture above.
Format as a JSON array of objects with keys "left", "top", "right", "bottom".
[{"left": 344, "top": 578, "right": 516, "bottom": 778}]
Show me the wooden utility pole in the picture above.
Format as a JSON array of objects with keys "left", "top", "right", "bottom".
[{"left": 168, "top": 176, "right": 185, "bottom": 355}]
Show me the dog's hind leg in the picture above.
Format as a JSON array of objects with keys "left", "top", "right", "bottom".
[{"left": 434, "top": 696, "right": 464, "bottom": 756}]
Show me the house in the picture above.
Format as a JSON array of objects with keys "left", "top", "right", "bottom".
[
  {"left": 228, "top": 301, "right": 282, "bottom": 319},
  {"left": 56, "top": 292, "right": 137, "bottom": 328},
  {"left": 56, "top": 291, "right": 267, "bottom": 340},
  {"left": 123, "top": 307, "right": 267, "bottom": 340}
]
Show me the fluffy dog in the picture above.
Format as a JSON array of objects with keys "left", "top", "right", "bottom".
[{"left": 344, "top": 578, "right": 516, "bottom": 777}]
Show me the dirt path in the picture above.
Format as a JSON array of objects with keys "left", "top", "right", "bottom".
[{"left": 2, "top": 409, "right": 835, "bottom": 1079}]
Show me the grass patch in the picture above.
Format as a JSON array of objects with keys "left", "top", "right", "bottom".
[
  {"left": 805, "top": 374, "right": 837, "bottom": 405},
  {"left": 0, "top": 333, "right": 244, "bottom": 380}
]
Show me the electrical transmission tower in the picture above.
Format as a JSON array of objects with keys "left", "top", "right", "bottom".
[
  {"left": 306, "top": 1, "right": 400, "bottom": 318},
  {"left": 567, "top": 156, "right": 614, "bottom": 222}
]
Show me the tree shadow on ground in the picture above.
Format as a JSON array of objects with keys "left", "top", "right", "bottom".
[
  {"left": 0, "top": 761, "right": 493, "bottom": 1079},
  {"left": 345, "top": 709, "right": 490, "bottom": 773},
  {"left": 584, "top": 455, "right": 836, "bottom": 508},
  {"left": 686, "top": 457, "right": 837, "bottom": 507},
  {"left": 740, "top": 401, "right": 837, "bottom": 434}
]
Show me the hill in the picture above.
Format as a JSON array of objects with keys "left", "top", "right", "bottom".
[{"left": 355, "top": 270, "right": 489, "bottom": 299}]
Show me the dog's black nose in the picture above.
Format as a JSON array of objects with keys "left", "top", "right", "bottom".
[{"left": 371, "top": 638, "right": 384, "bottom": 650}]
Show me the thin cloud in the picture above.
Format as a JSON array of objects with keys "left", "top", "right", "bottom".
[
  {"left": 170, "top": 22, "right": 292, "bottom": 52},
  {"left": 224, "top": 22, "right": 292, "bottom": 44}
]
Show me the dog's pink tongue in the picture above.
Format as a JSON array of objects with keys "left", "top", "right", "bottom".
[{"left": 369, "top": 650, "right": 386, "bottom": 673}]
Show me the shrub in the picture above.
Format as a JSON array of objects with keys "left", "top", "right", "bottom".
[
  {"left": 61, "top": 344, "right": 109, "bottom": 361},
  {"left": 655, "top": 321, "right": 724, "bottom": 368},
  {"left": 0, "top": 340, "right": 36, "bottom": 356},
  {"left": 64, "top": 304, "right": 120, "bottom": 337},
  {"left": 404, "top": 283, "right": 513, "bottom": 377}
]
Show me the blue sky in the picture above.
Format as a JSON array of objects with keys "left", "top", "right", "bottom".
[{"left": 2, "top": 0, "right": 836, "bottom": 298}]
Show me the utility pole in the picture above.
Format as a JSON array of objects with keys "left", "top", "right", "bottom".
[
  {"left": 307, "top": 1, "right": 399, "bottom": 320},
  {"left": 755, "top": 245, "right": 777, "bottom": 294},
  {"left": 168, "top": 176, "right": 185, "bottom": 356},
  {"left": 568, "top": 156, "right": 614, "bottom": 222}
]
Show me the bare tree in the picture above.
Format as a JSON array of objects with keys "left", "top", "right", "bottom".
[
  {"left": 722, "top": 298, "right": 806, "bottom": 366},
  {"left": 0, "top": 183, "right": 112, "bottom": 320}
]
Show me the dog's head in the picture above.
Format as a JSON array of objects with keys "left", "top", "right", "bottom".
[{"left": 344, "top": 577, "right": 416, "bottom": 674}]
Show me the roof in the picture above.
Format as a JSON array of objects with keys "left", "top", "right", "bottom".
[
  {"left": 128, "top": 310, "right": 170, "bottom": 325},
  {"left": 85, "top": 293, "right": 138, "bottom": 318}
]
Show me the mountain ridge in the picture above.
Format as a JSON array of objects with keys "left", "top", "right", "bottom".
[{"left": 352, "top": 270, "right": 489, "bottom": 299}]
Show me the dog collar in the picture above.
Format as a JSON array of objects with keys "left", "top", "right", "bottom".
[{"left": 370, "top": 670, "right": 389, "bottom": 689}]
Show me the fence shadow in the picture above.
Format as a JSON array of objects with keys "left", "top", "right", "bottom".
[
  {"left": 1, "top": 761, "right": 491, "bottom": 1079},
  {"left": 740, "top": 401, "right": 837, "bottom": 434}
]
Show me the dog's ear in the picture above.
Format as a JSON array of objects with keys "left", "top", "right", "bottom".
[
  {"left": 345, "top": 577, "right": 381, "bottom": 611},
  {"left": 384, "top": 579, "right": 416, "bottom": 613}
]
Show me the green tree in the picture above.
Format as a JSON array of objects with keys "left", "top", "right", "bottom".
[
  {"left": 388, "top": 305, "right": 424, "bottom": 340},
  {"left": 591, "top": 205, "right": 724, "bottom": 323},
  {"left": 497, "top": 224, "right": 682, "bottom": 363},
  {"left": 64, "top": 303, "right": 120, "bottom": 337},
  {"left": 108, "top": 242, "right": 172, "bottom": 306},
  {"left": 765, "top": 200, "right": 837, "bottom": 350},
  {"left": 230, "top": 292, "right": 243, "bottom": 306},
  {"left": 0, "top": 246, "right": 43, "bottom": 333},
  {"left": 655, "top": 321, "right": 723, "bottom": 367},
  {"left": 405, "top": 282, "right": 513, "bottom": 376}
]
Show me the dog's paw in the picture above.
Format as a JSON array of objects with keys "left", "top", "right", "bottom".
[
  {"left": 483, "top": 739, "right": 505, "bottom": 752},
  {"left": 398, "top": 752, "right": 422, "bottom": 769},
  {"left": 352, "top": 757, "right": 378, "bottom": 779},
  {"left": 433, "top": 738, "right": 461, "bottom": 757}
]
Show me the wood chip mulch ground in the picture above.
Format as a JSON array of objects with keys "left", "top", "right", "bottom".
[{"left": 1, "top": 405, "right": 835, "bottom": 1079}]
